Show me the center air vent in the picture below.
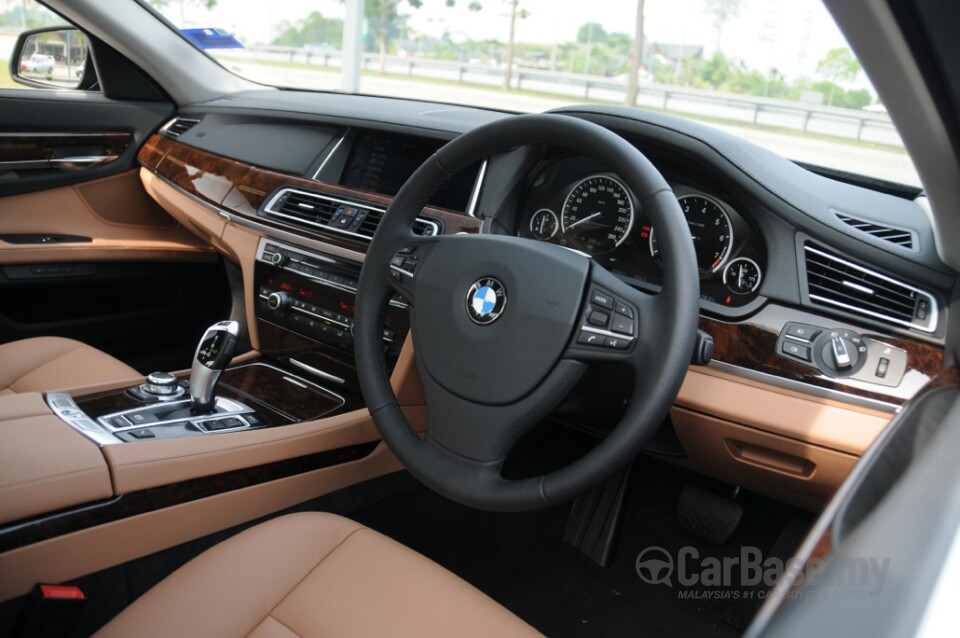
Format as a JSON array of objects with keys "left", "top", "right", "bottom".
[
  {"left": 261, "top": 187, "right": 441, "bottom": 243},
  {"left": 803, "top": 244, "right": 936, "bottom": 333},
  {"left": 161, "top": 117, "right": 202, "bottom": 139},
  {"left": 834, "top": 210, "right": 917, "bottom": 250}
]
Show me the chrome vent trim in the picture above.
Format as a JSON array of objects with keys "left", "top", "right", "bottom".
[
  {"left": 160, "top": 116, "right": 202, "bottom": 139},
  {"left": 261, "top": 187, "right": 440, "bottom": 243},
  {"left": 834, "top": 210, "right": 917, "bottom": 250},
  {"left": 803, "top": 244, "right": 937, "bottom": 333}
]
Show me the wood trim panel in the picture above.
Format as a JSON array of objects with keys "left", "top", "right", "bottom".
[
  {"left": 0, "top": 442, "right": 377, "bottom": 554},
  {"left": 137, "top": 134, "right": 483, "bottom": 254},
  {"left": 700, "top": 304, "right": 943, "bottom": 406},
  {"left": 0, "top": 132, "right": 131, "bottom": 163}
]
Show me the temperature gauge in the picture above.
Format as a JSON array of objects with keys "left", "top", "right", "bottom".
[
  {"left": 723, "top": 257, "right": 762, "bottom": 295},
  {"left": 530, "top": 208, "right": 559, "bottom": 240}
]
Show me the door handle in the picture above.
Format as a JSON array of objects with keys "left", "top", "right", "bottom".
[{"left": 49, "top": 155, "right": 119, "bottom": 168}]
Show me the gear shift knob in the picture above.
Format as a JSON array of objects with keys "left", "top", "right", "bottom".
[{"left": 190, "top": 321, "right": 240, "bottom": 413}]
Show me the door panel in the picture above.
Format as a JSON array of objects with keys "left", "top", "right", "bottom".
[{"left": 0, "top": 169, "right": 212, "bottom": 264}]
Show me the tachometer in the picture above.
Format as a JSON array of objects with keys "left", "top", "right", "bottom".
[
  {"left": 649, "top": 194, "right": 734, "bottom": 278},
  {"left": 561, "top": 175, "right": 634, "bottom": 255}
]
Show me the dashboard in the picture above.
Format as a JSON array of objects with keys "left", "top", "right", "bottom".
[
  {"left": 516, "top": 153, "right": 765, "bottom": 309},
  {"left": 133, "top": 91, "right": 954, "bottom": 509}
]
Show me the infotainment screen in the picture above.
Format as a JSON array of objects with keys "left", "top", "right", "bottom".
[{"left": 340, "top": 131, "right": 480, "bottom": 212}]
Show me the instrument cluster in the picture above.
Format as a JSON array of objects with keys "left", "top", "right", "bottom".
[{"left": 518, "top": 155, "right": 766, "bottom": 310}]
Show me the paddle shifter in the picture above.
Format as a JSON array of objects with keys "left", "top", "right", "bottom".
[{"left": 190, "top": 321, "right": 240, "bottom": 413}]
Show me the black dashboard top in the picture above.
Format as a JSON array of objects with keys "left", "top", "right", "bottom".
[{"left": 172, "top": 90, "right": 953, "bottom": 340}]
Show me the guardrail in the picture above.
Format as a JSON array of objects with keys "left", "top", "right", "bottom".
[{"left": 236, "top": 45, "right": 903, "bottom": 147}]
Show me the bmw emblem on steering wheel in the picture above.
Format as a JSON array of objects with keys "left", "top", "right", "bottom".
[{"left": 465, "top": 277, "right": 507, "bottom": 325}]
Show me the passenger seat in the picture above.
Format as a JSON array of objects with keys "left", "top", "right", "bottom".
[{"left": 0, "top": 336, "right": 140, "bottom": 395}]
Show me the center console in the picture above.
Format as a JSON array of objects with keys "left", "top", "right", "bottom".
[{"left": 45, "top": 238, "right": 408, "bottom": 446}]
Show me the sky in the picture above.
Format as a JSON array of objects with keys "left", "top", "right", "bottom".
[{"left": 166, "top": 0, "right": 861, "bottom": 85}]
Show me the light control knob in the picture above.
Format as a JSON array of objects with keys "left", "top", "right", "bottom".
[
  {"left": 819, "top": 334, "right": 862, "bottom": 374},
  {"left": 267, "top": 291, "right": 290, "bottom": 312}
]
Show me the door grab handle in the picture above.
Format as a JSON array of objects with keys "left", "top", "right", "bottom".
[{"left": 49, "top": 155, "right": 119, "bottom": 168}]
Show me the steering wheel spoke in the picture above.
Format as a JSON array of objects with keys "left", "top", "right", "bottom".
[
  {"left": 563, "top": 266, "right": 655, "bottom": 366},
  {"left": 419, "top": 358, "right": 587, "bottom": 466},
  {"left": 385, "top": 236, "right": 439, "bottom": 307}
]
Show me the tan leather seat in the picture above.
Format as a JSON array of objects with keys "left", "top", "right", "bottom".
[
  {"left": 0, "top": 336, "right": 140, "bottom": 396},
  {"left": 95, "top": 512, "right": 541, "bottom": 638}
]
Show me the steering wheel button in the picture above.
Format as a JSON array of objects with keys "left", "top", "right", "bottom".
[
  {"left": 577, "top": 330, "right": 604, "bottom": 346},
  {"left": 611, "top": 316, "right": 634, "bottom": 336},
  {"left": 590, "top": 289, "right": 614, "bottom": 310},
  {"left": 604, "top": 336, "right": 630, "bottom": 350},
  {"left": 614, "top": 300, "right": 634, "bottom": 318},
  {"left": 587, "top": 310, "right": 610, "bottom": 327}
]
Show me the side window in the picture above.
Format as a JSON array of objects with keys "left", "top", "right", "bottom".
[{"left": 1, "top": 0, "right": 91, "bottom": 91}]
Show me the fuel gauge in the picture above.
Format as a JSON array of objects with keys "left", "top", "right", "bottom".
[
  {"left": 723, "top": 257, "right": 762, "bottom": 295},
  {"left": 530, "top": 208, "right": 559, "bottom": 240}
]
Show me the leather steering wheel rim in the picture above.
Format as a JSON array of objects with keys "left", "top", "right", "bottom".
[{"left": 355, "top": 113, "right": 699, "bottom": 512}]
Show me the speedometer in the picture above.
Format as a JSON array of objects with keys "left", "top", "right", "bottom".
[
  {"left": 561, "top": 175, "right": 634, "bottom": 255},
  {"left": 649, "top": 194, "right": 734, "bottom": 278}
]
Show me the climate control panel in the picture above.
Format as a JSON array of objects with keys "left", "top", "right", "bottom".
[
  {"left": 777, "top": 321, "right": 907, "bottom": 387},
  {"left": 254, "top": 239, "right": 408, "bottom": 353}
]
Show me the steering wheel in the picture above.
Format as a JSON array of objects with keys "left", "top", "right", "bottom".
[{"left": 355, "top": 114, "right": 699, "bottom": 512}]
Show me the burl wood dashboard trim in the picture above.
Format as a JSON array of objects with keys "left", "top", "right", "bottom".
[
  {"left": 700, "top": 304, "right": 943, "bottom": 408},
  {"left": 138, "top": 134, "right": 483, "bottom": 256},
  {"left": 0, "top": 132, "right": 131, "bottom": 164}
]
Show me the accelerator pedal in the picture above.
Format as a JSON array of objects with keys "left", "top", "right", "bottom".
[{"left": 678, "top": 482, "right": 744, "bottom": 545}]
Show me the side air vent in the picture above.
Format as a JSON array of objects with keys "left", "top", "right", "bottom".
[
  {"left": 834, "top": 210, "right": 917, "bottom": 250},
  {"left": 161, "top": 117, "right": 202, "bottom": 139},
  {"left": 803, "top": 244, "right": 937, "bottom": 333},
  {"left": 262, "top": 187, "right": 441, "bottom": 243}
]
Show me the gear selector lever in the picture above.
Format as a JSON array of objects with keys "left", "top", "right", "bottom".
[{"left": 190, "top": 321, "right": 240, "bottom": 413}]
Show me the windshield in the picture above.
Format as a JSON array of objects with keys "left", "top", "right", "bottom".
[{"left": 143, "top": 0, "right": 920, "bottom": 188}]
